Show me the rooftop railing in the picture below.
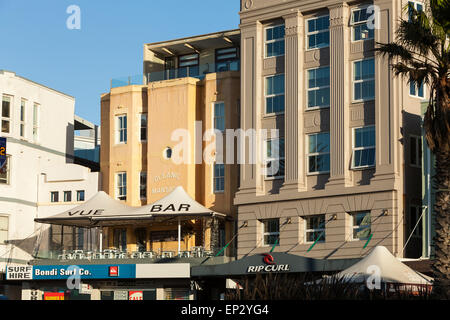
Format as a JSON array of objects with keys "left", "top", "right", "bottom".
[{"left": 110, "top": 61, "right": 240, "bottom": 89}]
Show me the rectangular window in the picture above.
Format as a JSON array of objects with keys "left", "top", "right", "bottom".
[
  {"left": 305, "top": 215, "right": 326, "bottom": 243},
  {"left": 215, "top": 47, "right": 239, "bottom": 72},
  {"left": 213, "top": 102, "right": 225, "bottom": 132},
  {"left": 353, "top": 58, "right": 375, "bottom": 101},
  {"left": 213, "top": 163, "right": 225, "bottom": 193},
  {"left": 113, "top": 228, "right": 127, "bottom": 251},
  {"left": 265, "top": 74, "right": 285, "bottom": 114},
  {"left": 410, "top": 135, "right": 422, "bottom": 167},
  {"left": 410, "top": 80, "right": 425, "bottom": 98},
  {"left": 0, "top": 216, "right": 9, "bottom": 244},
  {"left": 140, "top": 171, "right": 147, "bottom": 200},
  {"left": 116, "top": 115, "right": 127, "bottom": 144},
  {"left": 178, "top": 53, "right": 199, "bottom": 77},
  {"left": 307, "top": 133, "right": 330, "bottom": 174},
  {"left": 408, "top": 1, "right": 424, "bottom": 20},
  {"left": 77, "top": 190, "right": 85, "bottom": 202},
  {"left": 410, "top": 205, "right": 423, "bottom": 238},
  {"left": 64, "top": 191, "right": 72, "bottom": 202},
  {"left": 265, "top": 138, "right": 285, "bottom": 178},
  {"left": 20, "top": 99, "right": 26, "bottom": 138},
  {"left": 351, "top": 211, "right": 371, "bottom": 240},
  {"left": 351, "top": 7, "right": 375, "bottom": 41},
  {"left": 265, "top": 24, "right": 285, "bottom": 58},
  {"left": 1, "top": 95, "right": 12, "bottom": 134},
  {"left": 51, "top": 191, "right": 59, "bottom": 203},
  {"left": 33, "top": 103, "right": 39, "bottom": 142},
  {"left": 140, "top": 113, "right": 147, "bottom": 142},
  {"left": 353, "top": 126, "right": 376, "bottom": 168},
  {"left": 306, "top": 16, "right": 330, "bottom": 49},
  {"left": 116, "top": 172, "right": 127, "bottom": 201},
  {"left": 0, "top": 155, "right": 10, "bottom": 185},
  {"left": 307, "top": 66, "right": 330, "bottom": 108},
  {"left": 261, "top": 219, "right": 280, "bottom": 246}
]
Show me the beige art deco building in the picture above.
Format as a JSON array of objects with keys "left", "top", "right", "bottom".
[
  {"left": 100, "top": 30, "right": 241, "bottom": 257},
  {"left": 235, "top": 0, "right": 427, "bottom": 259}
]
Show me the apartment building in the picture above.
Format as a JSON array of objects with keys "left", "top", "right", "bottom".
[
  {"left": 235, "top": 0, "right": 427, "bottom": 260},
  {"left": 100, "top": 30, "right": 241, "bottom": 258}
]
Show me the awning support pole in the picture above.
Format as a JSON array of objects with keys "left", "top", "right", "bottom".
[
  {"left": 178, "top": 217, "right": 181, "bottom": 254},
  {"left": 99, "top": 227, "right": 103, "bottom": 252}
]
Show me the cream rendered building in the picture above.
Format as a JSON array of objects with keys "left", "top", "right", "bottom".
[
  {"left": 101, "top": 30, "right": 241, "bottom": 256},
  {"left": 235, "top": 0, "right": 427, "bottom": 259}
]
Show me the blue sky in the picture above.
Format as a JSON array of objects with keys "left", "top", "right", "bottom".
[{"left": 0, "top": 0, "right": 240, "bottom": 125}]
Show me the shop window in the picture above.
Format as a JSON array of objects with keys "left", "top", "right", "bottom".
[{"left": 113, "top": 228, "right": 127, "bottom": 251}]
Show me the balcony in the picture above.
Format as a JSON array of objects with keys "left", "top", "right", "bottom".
[{"left": 110, "top": 61, "right": 240, "bottom": 89}]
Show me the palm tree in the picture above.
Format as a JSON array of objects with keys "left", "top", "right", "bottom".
[{"left": 376, "top": 0, "right": 449, "bottom": 298}]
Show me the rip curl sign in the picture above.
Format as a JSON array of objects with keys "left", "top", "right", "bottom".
[{"left": 246, "top": 253, "right": 290, "bottom": 273}]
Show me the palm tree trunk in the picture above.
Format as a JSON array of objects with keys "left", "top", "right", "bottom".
[{"left": 431, "top": 148, "right": 450, "bottom": 299}]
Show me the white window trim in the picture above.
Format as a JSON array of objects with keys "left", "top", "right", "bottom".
[
  {"left": 351, "top": 125, "right": 376, "bottom": 170},
  {"left": 213, "top": 163, "right": 225, "bottom": 194},
  {"left": 116, "top": 172, "right": 127, "bottom": 201},
  {"left": 32, "top": 103, "right": 40, "bottom": 143},
  {"left": 410, "top": 135, "right": 422, "bottom": 168},
  {"left": 409, "top": 80, "right": 426, "bottom": 99},
  {"left": 350, "top": 211, "right": 371, "bottom": 241},
  {"left": 350, "top": 5, "right": 375, "bottom": 43},
  {"left": 264, "top": 138, "right": 285, "bottom": 180},
  {"left": 261, "top": 219, "right": 280, "bottom": 247},
  {"left": 213, "top": 101, "right": 226, "bottom": 133},
  {"left": 305, "top": 15, "right": 330, "bottom": 51},
  {"left": 115, "top": 114, "right": 127, "bottom": 145},
  {"left": 76, "top": 190, "right": 85, "bottom": 202},
  {"left": 306, "top": 66, "right": 330, "bottom": 109},
  {"left": 306, "top": 133, "right": 331, "bottom": 175},
  {"left": 50, "top": 191, "right": 59, "bottom": 203},
  {"left": 1, "top": 95, "right": 13, "bottom": 136},
  {"left": 304, "top": 215, "right": 326, "bottom": 244},
  {"left": 264, "top": 74, "right": 285, "bottom": 116},
  {"left": 264, "top": 24, "right": 285, "bottom": 58},
  {"left": 352, "top": 58, "right": 376, "bottom": 103}
]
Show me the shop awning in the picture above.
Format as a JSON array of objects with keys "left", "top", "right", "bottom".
[{"left": 34, "top": 191, "right": 153, "bottom": 227}]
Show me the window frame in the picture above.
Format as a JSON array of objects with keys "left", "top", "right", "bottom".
[
  {"left": 305, "top": 15, "right": 330, "bottom": 50},
  {"left": 140, "top": 113, "right": 147, "bottom": 142},
  {"left": 409, "top": 80, "right": 425, "bottom": 99},
  {"left": 350, "top": 6, "right": 375, "bottom": 42},
  {"left": 264, "top": 24, "right": 286, "bottom": 58},
  {"left": 1, "top": 95, "right": 12, "bottom": 135},
  {"left": 261, "top": 219, "right": 280, "bottom": 247},
  {"left": 116, "top": 172, "right": 127, "bottom": 201},
  {"left": 352, "top": 58, "right": 375, "bottom": 102},
  {"left": 306, "top": 132, "right": 331, "bottom": 175},
  {"left": 33, "top": 103, "right": 40, "bottom": 142},
  {"left": 140, "top": 171, "right": 147, "bottom": 201},
  {"left": 306, "top": 66, "right": 330, "bottom": 109},
  {"left": 115, "top": 114, "right": 127, "bottom": 144},
  {"left": 264, "top": 74, "right": 285, "bottom": 116},
  {"left": 350, "top": 211, "right": 372, "bottom": 241},
  {"left": 213, "top": 163, "right": 225, "bottom": 194},
  {"left": 63, "top": 191, "right": 72, "bottom": 202},
  {"left": 20, "top": 98, "right": 26, "bottom": 138},
  {"left": 352, "top": 125, "right": 376, "bottom": 169},
  {"left": 264, "top": 137, "right": 285, "bottom": 180},
  {"left": 213, "top": 101, "right": 226, "bottom": 133},
  {"left": 0, "top": 215, "right": 9, "bottom": 245},
  {"left": 410, "top": 135, "right": 422, "bottom": 168},
  {"left": 76, "top": 190, "right": 85, "bottom": 202},
  {"left": 0, "top": 155, "right": 11, "bottom": 185},
  {"left": 215, "top": 47, "right": 239, "bottom": 72},
  {"left": 50, "top": 191, "right": 59, "bottom": 203},
  {"left": 304, "top": 215, "right": 326, "bottom": 244}
]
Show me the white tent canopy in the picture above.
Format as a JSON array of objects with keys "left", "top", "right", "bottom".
[{"left": 333, "top": 246, "right": 433, "bottom": 285}]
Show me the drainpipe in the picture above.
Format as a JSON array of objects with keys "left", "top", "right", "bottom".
[{"left": 426, "top": 146, "right": 431, "bottom": 258}]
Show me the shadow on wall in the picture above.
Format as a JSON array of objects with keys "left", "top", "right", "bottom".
[{"left": 66, "top": 122, "right": 75, "bottom": 164}]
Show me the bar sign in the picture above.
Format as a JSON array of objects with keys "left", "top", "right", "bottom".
[{"left": 0, "top": 137, "right": 6, "bottom": 170}]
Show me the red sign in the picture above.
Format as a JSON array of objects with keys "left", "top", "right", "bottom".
[
  {"left": 109, "top": 266, "right": 119, "bottom": 277},
  {"left": 262, "top": 253, "right": 275, "bottom": 265},
  {"left": 129, "top": 291, "right": 143, "bottom": 300},
  {"left": 44, "top": 292, "right": 65, "bottom": 300}
]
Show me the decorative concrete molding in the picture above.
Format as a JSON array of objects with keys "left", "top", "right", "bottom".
[
  {"left": 243, "top": 0, "right": 253, "bottom": 10},
  {"left": 329, "top": 3, "right": 349, "bottom": 28}
]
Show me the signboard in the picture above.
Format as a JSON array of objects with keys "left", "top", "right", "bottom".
[
  {"left": 114, "top": 290, "right": 128, "bottom": 301},
  {"left": 129, "top": 291, "right": 143, "bottom": 300},
  {"left": 246, "top": 254, "right": 291, "bottom": 273},
  {"left": 0, "top": 137, "right": 6, "bottom": 170},
  {"left": 79, "top": 283, "right": 93, "bottom": 295},
  {"left": 44, "top": 292, "right": 65, "bottom": 301},
  {"left": 6, "top": 265, "right": 33, "bottom": 280},
  {"left": 109, "top": 266, "right": 119, "bottom": 277}
]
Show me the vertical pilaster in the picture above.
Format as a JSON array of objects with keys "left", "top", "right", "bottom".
[
  {"left": 328, "top": 3, "right": 351, "bottom": 188},
  {"left": 281, "top": 11, "right": 306, "bottom": 192}
]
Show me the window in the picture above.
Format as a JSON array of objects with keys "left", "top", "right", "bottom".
[
  {"left": 140, "top": 171, "right": 147, "bottom": 200},
  {"left": 306, "top": 16, "right": 330, "bottom": 49},
  {"left": 353, "top": 126, "right": 376, "bottom": 168},
  {"left": 410, "top": 135, "right": 422, "bottom": 167},
  {"left": 213, "top": 163, "right": 225, "bottom": 193},
  {"left": 116, "top": 115, "right": 127, "bottom": 144},
  {"left": 140, "top": 114, "right": 147, "bottom": 142},
  {"left": 214, "top": 102, "right": 225, "bottom": 132},
  {"left": 164, "top": 147, "right": 172, "bottom": 159},
  {"left": 178, "top": 53, "right": 199, "bottom": 77},
  {"left": 408, "top": 1, "right": 424, "bottom": 21},
  {"left": 410, "top": 80, "right": 425, "bottom": 98},
  {"left": 305, "top": 215, "right": 326, "bottom": 243},
  {"left": 113, "top": 228, "right": 127, "bottom": 251},
  {"left": 1, "top": 95, "right": 12, "bottom": 134},
  {"left": 307, "top": 133, "right": 330, "bottom": 174},
  {"left": 265, "top": 138, "right": 285, "bottom": 178},
  {"left": 353, "top": 59, "right": 375, "bottom": 101},
  {"left": 410, "top": 205, "right": 423, "bottom": 238},
  {"left": 265, "top": 74, "right": 285, "bottom": 114},
  {"left": 20, "top": 99, "right": 26, "bottom": 138},
  {"left": 0, "top": 155, "right": 10, "bottom": 185},
  {"left": 265, "top": 24, "right": 285, "bottom": 58},
  {"left": 64, "top": 191, "right": 72, "bottom": 202},
  {"left": 351, "top": 7, "right": 375, "bottom": 41},
  {"left": 261, "top": 219, "right": 280, "bottom": 246},
  {"left": 307, "top": 66, "right": 330, "bottom": 108},
  {"left": 51, "top": 191, "right": 59, "bottom": 203},
  {"left": 0, "top": 216, "right": 9, "bottom": 244},
  {"left": 351, "top": 211, "right": 371, "bottom": 240},
  {"left": 116, "top": 172, "right": 127, "bottom": 201},
  {"left": 33, "top": 103, "right": 39, "bottom": 142},
  {"left": 215, "top": 47, "right": 239, "bottom": 72},
  {"left": 77, "top": 190, "right": 85, "bottom": 202}
]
